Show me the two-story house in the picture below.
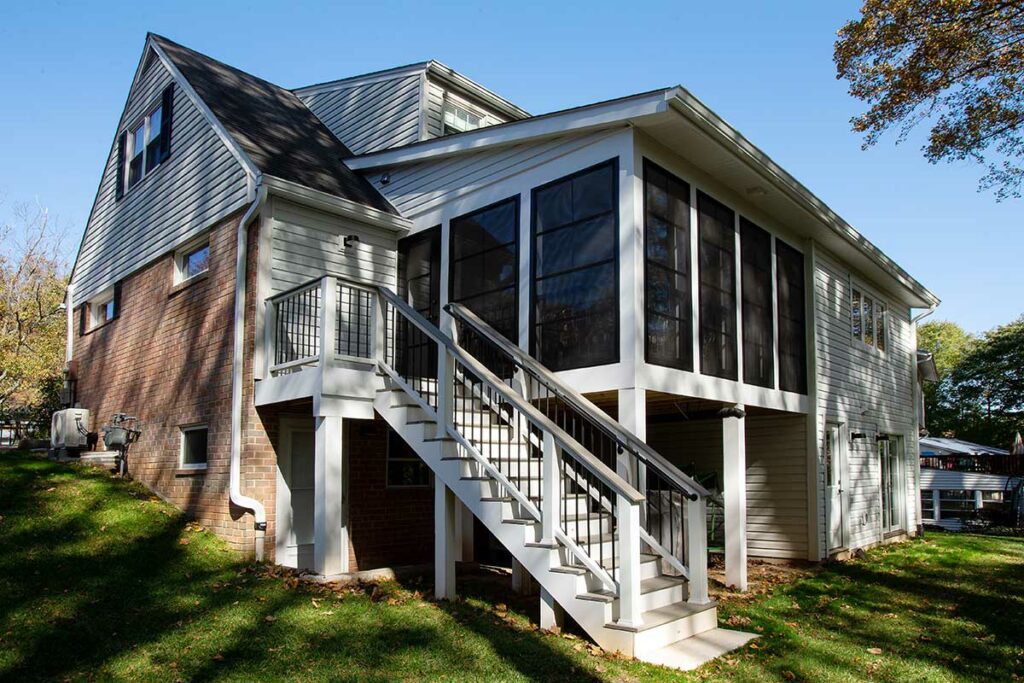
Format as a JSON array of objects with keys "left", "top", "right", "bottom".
[{"left": 65, "top": 33, "right": 939, "bottom": 669}]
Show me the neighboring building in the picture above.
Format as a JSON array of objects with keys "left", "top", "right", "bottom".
[
  {"left": 920, "top": 436, "right": 1022, "bottom": 530},
  {"left": 64, "top": 34, "right": 939, "bottom": 667}
]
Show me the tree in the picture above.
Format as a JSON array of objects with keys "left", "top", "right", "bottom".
[
  {"left": 0, "top": 202, "right": 68, "bottom": 420},
  {"left": 952, "top": 316, "right": 1024, "bottom": 446},
  {"left": 918, "top": 319, "right": 976, "bottom": 436},
  {"left": 835, "top": 1, "right": 1024, "bottom": 199}
]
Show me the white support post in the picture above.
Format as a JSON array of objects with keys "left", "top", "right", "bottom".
[
  {"left": 723, "top": 404, "right": 748, "bottom": 591},
  {"left": 435, "top": 481, "right": 457, "bottom": 600},
  {"left": 313, "top": 414, "right": 346, "bottom": 576},
  {"left": 539, "top": 587, "right": 564, "bottom": 631},
  {"left": 320, "top": 276, "right": 337, "bottom": 366},
  {"left": 264, "top": 299, "right": 276, "bottom": 379},
  {"left": 436, "top": 347, "right": 454, "bottom": 439},
  {"left": 617, "top": 493, "right": 643, "bottom": 628},
  {"left": 541, "top": 431, "right": 560, "bottom": 548},
  {"left": 686, "top": 495, "right": 711, "bottom": 604},
  {"left": 617, "top": 388, "right": 647, "bottom": 495},
  {"left": 373, "top": 290, "right": 387, "bottom": 364}
]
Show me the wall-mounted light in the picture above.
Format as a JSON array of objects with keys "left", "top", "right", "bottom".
[
  {"left": 851, "top": 432, "right": 867, "bottom": 441},
  {"left": 343, "top": 234, "right": 360, "bottom": 249},
  {"left": 875, "top": 434, "right": 890, "bottom": 442}
]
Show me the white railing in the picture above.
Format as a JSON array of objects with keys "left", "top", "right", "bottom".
[{"left": 262, "top": 277, "right": 712, "bottom": 623}]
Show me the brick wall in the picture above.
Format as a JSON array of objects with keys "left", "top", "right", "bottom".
[{"left": 73, "top": 210, "right": 434, "bottom": 569}]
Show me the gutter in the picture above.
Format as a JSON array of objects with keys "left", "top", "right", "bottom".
[
  {"left": 911, "top": 302, "right": 939, "bottom": 324},
  {"left": 230, "top": 181, "right": 269, "bottom": 560}
]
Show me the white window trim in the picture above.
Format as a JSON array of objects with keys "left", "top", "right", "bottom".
[
  {"left": 174, "top": 235, "right": 211, "bottom": 285},
  {"left": 179, "top": 424, "right": 209, "bottom": 471},
  {"left": 124, "top": 99, "right": 165, "bottom": 192},
  {"left": 850, "top": 280, "right": 889, "bottom": 354},
  {"left": 441, "top": 93, "right": 487, "bottom": 135},
  {"left": 88, "top": 287, "right": 116, "bottom": 330}
]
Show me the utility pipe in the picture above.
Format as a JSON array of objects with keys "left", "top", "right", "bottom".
[{"left": 230, "top": 181, "right": 268, "bottom": 560}]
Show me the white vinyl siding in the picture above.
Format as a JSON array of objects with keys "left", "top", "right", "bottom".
[
  {"left": 298, "top": 73, "right": 423, "bottom": 155},
  {"left": 812, "top": 248, "right": 918, "bottom": 551},
  {"left": 647, "top": 414, "right": 808, "bottom": 559},
  {"left": 268, "top": 198, "right": 398, "bottom": 295},
  {"left": 72, "top": 56, "right": 250, "bottom": 307},
  {"left": 369, "top": 130, "right": 617, "bottom": 218}
]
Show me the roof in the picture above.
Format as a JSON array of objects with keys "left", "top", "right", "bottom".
[
  {"left": 149, "top": 34, "right": 396, "bottom": 214},
  {"left": 347, "top": 87, "right": 939, "bottom": 308},
  {"left": 920, "top": 437, "right": 1009, "bottom": 457}
]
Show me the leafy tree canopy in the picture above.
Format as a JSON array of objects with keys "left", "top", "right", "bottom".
[{"left": 836, "top": 1, "right": 1024, "bottom": 198}]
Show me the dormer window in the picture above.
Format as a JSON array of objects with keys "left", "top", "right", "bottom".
[
  {"left": 116, "top": 85, "right": 174, "bottom": 199},
  {"left": 442, "top": 101, "right": 482, "bottom": 135}
]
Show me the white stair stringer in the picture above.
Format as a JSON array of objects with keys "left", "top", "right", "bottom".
[{"left": 374, "top": 380, "right": 752, "bottom": 666}]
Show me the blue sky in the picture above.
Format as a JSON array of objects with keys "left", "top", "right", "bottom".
[{"left": 1, "top": 0, "right": 1020, "bottom": 333}]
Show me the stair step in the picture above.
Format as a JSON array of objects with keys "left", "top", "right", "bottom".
[
  {"left": 406, "top": 419, "right": 437, "bottom": 426},
  {"left": 604, "top": 601, "right": 717, "bottom": 634},
  {"left": 578, "top": 576, "right": 687, "bottom": 604}
]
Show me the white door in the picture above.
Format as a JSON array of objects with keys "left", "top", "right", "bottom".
[
  {"left": 825, "top": 423, "right": 848, "bottom": 551},
  {"left": 276, "top": 422, "right": 316, "bottom": 570},
  {"left": 879, "top": 436, "right": 903, "bottom": 534}
]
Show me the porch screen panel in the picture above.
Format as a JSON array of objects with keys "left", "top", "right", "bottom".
[
  {"left": 697, "top": 191, "right": 737, "bottom": 380},
  {"left": 532, "top": 160, "right": 618, "bottom": 371},
  {"left": 644, "top": 160, "right": 692, "bottom": 370},
  {"left": 740, "top": 218, "right": 773, "bottom": 387},
  {"left": 450, "top": 198, "right": 519, "bottom": 343},
  {"left": 397, "top": 227, "right": 441, "bottom": 378},
  {"left": 775, "top": 239, "right": 807, "bottom": 393}
]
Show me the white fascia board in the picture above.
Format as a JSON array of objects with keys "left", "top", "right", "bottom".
[
  {"left": 425, "top": 60, "right": 530, "bottom": 119},
  {"left": 345, "top": 89, "right": 673, "bottom": 170},
  {"left": 292, "top": 62, "right": 430, "bottom": 97},
  {"left": 262, "top": 175, "right": 411, "bottom": 233},
  {"left": 149, "top": 39, "right": 261, "bottom": 183},
  {"left": 665, "top": 88, "right": 939, "bottom": 309}
]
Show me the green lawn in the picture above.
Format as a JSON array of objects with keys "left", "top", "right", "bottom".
[{"left": 1, "top": 451, "right": 1022, "bottom": 682}]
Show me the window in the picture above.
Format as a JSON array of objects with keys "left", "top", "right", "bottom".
[
  {"left": 740, "top": 218, "right": 773, "bottom": 388},
  {"left": 442, "top": 100, "right": 482, "bottom": 135},
  {"left": 117, "top": 85, "right": 173, "bottom": 198},
  {"left": 387, "top": 429, "right": 430, "bottom": 487},
  {"left": 697, "top": 191, "right": 737, "bottom": 380},
  {"left": 531, "top": 160, "right": 618, "bottom": 371},
  {"left": 851, "top": 285, "right": 888, "bottom": 352},
  {"left": 86, "top": 285, "right": 119, "bottom": 331},
  {"left": 180, "top": 425, "right": 208, "bottom": 470},
  {"left": 938, "top": 489, "right": 974, "bottom": 521},
  {"left": 643, "top": 160, "right": 692, "bottom": 370},
  {"left": 175, "top": 240, "right": 210, "bottom": 283},
  {"left": 879, "top": 437, "right": 903, "bottom": 532},
  {"left": 776, "top": 239, "right": 807, "bottom": 393},
  {"left": 450, "top": 198, "right": 519, "bottom": 344},
  {"left": 921, "top": 490, "right": 935, "bottom": 519}
]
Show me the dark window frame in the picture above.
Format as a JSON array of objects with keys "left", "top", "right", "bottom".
[
  {"left": 642, "top": 158, "right": 693, "bottom": 371},
  {"left": 775, "top": 238, "right": 808, "bottom": 394},
  {"left": 740, "top": 217, "right": 774, "bottom": 388},
  {"left": 697, "top": 190, "right": 738, "bottom": 381},
  {"left": 529, "top": 158, "right": 620, "bottom": 372},
  {"left": 448, "top": 196, "right": 520, "bottom": 344},
  {"left": 386, "top": 429, "right": 431, "bottom": 488}
]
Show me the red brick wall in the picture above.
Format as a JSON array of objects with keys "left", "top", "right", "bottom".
[
  {"left": 73, "top": 210, "right": 434, "bottom": 569},
  {"left": 347, "top": 417, "right": 434, "bottom": 572}
]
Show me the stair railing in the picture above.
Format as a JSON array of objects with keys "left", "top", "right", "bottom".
[
  {"left": 377, "top": 287, "right": 648, "bottom": 625},
  {"left": 446, "top": 302, "right": 711, "bottom": 605}
]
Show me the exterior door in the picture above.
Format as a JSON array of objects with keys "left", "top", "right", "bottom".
[
  {"left": 825, "top": 422, "right": 848, "bottom": 551},
  {"left": 879, "top": 436, "right": 903, "bottom": 534},
  {"left": 276, "top": 421, "right": 316, "bottom": 570},
  {"left": 397, "top": 227, "right": 441, "bottom": 384}
]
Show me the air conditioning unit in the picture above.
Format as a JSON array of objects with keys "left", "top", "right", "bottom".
[{"left": 51, "top": 408, "right": 90, "bottom": 450}]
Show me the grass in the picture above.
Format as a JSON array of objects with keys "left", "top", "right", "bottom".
[{"left": 0, "top": 451, "right": 1021, "bottom": 682}]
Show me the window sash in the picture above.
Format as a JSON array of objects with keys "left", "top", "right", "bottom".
[
  {"left": 180, "top": 426, "right": 208, "bottom": 468},
  {"left": 697, "top": 191, "right": 737, "bottom": 380}
]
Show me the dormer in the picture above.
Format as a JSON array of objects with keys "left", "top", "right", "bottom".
[{"left": 293, "top": 61, "right": 528, "bottom": 155}]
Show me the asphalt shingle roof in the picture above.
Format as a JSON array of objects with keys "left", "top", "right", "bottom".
[{"left": 151, "top": 34, "right": 396, "bottom": 214}]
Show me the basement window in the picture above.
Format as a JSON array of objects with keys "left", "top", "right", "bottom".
[
  {"left": 180, "top": 425, "right": 209, "bottom": 471},
  {"left": 386, "top": 429, "right": 430, "bottom": 487},
  {"left": 88, "top": 287, "right": 118, "bottom": 330}
]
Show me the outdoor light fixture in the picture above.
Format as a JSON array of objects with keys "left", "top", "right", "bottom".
[
  {"left": 343, "top": 234, "right": 360, "bottom": 249},
  {"left": 851, "top": 432, "right": 867, "bottom": 441},
  {"left": 380, "top": 172, "right": 391, "bottom": 185},
  {"left": 876, "top": 434, "right": 890, "bottom": 442}
]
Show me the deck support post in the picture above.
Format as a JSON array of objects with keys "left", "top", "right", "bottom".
[
  {"left": 616, "top": 389, "right": 647, "bottom": 493},
  {"left": 435, "top": 481, "right": 457, "bottom": 599},
  {"left": 686, "top": 495, "right": 711, "bottom": 604},
  {"left": 540, "top": 431, "right": 559, "bottom": 548},
  {"left": 617, "top": 493, "right": 643, "bottom": 628},
  {"left": 539, "top": 587, "right": 564, "bottom": 630},
  {"left": 313, "top": 414, "right": 346, "bottom": 576},
  {"left": 722, "top": 403, "right": 748, "bottom": 591}
]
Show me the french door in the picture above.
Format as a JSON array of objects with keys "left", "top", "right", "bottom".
[
  {"left": 879, "top": 436, "right": 904, "bottom": 534},
  {"left": 825, "top": 423, "right": 848, "bottom": 551}
]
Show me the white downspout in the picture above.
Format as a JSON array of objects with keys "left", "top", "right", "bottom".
[{"left": 231, "top": 181, "right": 268, "bottom": 560}]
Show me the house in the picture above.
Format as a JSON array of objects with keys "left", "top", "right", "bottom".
[
  {"left": 63, "top": 33, "right": 940, "bottom": 668},
  {"left": 919, "top": 436, "right": 1023, "bottom": 530}
]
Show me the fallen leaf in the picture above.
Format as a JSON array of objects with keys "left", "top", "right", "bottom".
[
  {"left": 212, "top": 654, "right": 224, "bottom": 661},
  {"left": 783, "top": 672, "right": 796, "bottom": 681},
  {"left": 265, "top": 615, "right": 277, "bottom": 623},
  {"left": 866, "top": 647, "right": 883, "bottom": 655},
  {"left": 178, "top": 538, "right": 190, "bottom": 546}
]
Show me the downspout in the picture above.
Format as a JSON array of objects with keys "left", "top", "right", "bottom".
[
  {"left": 909, "top": 301, "right": 938, "bottom": 538},
  {"left": 231, "top": 181, "right": 268, "bottom": 560},
  {"left": 911, "top": 302, "right": 938, "bottom": 324}
]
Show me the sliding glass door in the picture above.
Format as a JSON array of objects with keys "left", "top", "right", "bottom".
[{"left": 879, "top": 436, "right": 903, "bottom": 533}]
